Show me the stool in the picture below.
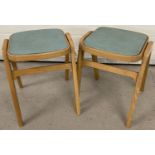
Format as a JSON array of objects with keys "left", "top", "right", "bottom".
[
  {"left": 77, "top": 27, "right": 153, "bottom": 128},
  {"left": 2, "top": 29, "right": 80, "bottom": 127}
]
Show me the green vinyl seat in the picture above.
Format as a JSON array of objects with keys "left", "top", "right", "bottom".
[
  {"left": 84, "top": 27, "right": 148, "bottom": 56},
  {"left": 9, "top": 29, "right": 69, "bottom": 55}
]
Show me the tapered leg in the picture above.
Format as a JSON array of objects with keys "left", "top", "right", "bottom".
[
  {"left": 11, "top": 62, "right": 23, "bottom": 88},
  {"left": 126, "top": 50, "right": 151, "bottom": 128},
  {"left": 66, "top": 33, "right": 80, "bottom": 115},
  {"left": 3, "top": 40, "right": 23, "bottom": 127},
  {"left": 92, "top": 55, "right": 100, "bottom": 80},
  {"left": 65, "top": 53, "right": 70, "bottom": 80},
  {"left": 71, "top": 49, "right": 80, "bottom": 115},
  {"left": 72, "top": 58, "right": 80, "bottom": 115},
  {"left": 126, "top": 86, "right": 139, "bottom": 128},
  {"left": 77, "top": 47, "right": 84, "bottom": 89}
]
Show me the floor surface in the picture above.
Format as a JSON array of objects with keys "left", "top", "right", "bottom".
[{"left": 0, "top": 62, "right": 155, "bottom": 130}]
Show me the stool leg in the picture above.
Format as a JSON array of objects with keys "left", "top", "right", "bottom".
[
  {"left": 71, "top": 52, "right": 80, "bottom": 115},
  {"left": 11, "top": 62, "right": 23, "bottom": 88},
  {"left": 126, "top": 52, "right": 151, "bottom": 128},
  {"left": 3, "top": 40, "right": 23, "bottom": 127},
  {"left": 126, "top": 86, "right": 139, "bottom": 128},
  {"left": 92, "top": 55, "right": 100, "bottom": 80},
  {"left": 65, "top": 33, "right": 80, "bottom": 115},
  {"left": 65, "top": 53, "right": 70, "bottom": 80},
  {"left": 77, "top": 47, "right": 84, "bottom": 89}
]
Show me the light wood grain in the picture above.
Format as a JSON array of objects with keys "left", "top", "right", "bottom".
[
  {"left": 66, "top": 33, "right": 80, "bottom": 115},
  {"left": 92, "top": 55, "right": 100, "bottom": 80},
  {"left": 3, "top": 32, "right": 80, "bottom": 127},
  {"left": 11, "top": 62, "right": 23, "bottom": 88},
  {"left": 126, "top": 42, "right": 153, "bottom": 128},
  {"left": 2, "top": 39, "right": 24, "bottom": 127},
  {"left": 13, "top": 63, "right": 71, "bottom": 78},
  {"left": 77, "top": 46, "right": 84, "bottom": 89},
  {"left": 78, "top": 29, "right": 153, "bottom": 128},
  {"left": 83, "top": 60, "right": 138, "bottom": 81},
  {"left": 65, "top": 53, "right": 70, "bottom": 80}
]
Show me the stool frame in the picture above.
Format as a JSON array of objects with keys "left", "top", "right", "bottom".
[
  {"left": 2, "top": 33, "right": 80, "bottom": 127},
  {"left": 78, "top": 31, "right": 153, "bottom": 128}
]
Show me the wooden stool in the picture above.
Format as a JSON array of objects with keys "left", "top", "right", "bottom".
[
  {"left": 77, "top": 27, "right": 153, "bottom": 128},
  {"left": 2, "top": 29, "right": 80, "bottom": 127}
]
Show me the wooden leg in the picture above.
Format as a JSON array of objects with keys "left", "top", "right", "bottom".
[
  {"left": 140, "top": 55, "right": 151, "bottom": 92},
  {"left": 11, "top": 62, "right": 23, "bottom": 88},
  {"left": 126, "top": 86, "right": 139, "bottom": 128},
  {"left": 72, "top": 58, "right": 80, "bottom": 115},
  {"left": 77, "top": 48, "right": 84, "bottom": 89},
  {"left": 3, "top": 40, "right": 23, "bottom": 127},
  {"left": 65, "top": 53, "right": 70, "bottom": 80},
  {"left": 65, "top": 33, "right": 80, "bottom": 115},
  {"left": 126, "top": 51, "right": 152, "bottom": 128},
  {"left": 71, "top": 49, "right": 80, "bottom": 115},
  {"left": 92, "top": 55, "right": 100, "bottom": 80}
]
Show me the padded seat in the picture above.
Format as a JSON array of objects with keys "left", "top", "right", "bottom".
[
  {"left": 9, "top": 29, "right": 69, "bottom": 55},
  {"left": 84, "top": 27, "right": 148, "bottom": 56}
]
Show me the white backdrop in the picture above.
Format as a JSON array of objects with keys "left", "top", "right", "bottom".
[{"left": 0, "top": 25, "right": 155, "bottom": 64}]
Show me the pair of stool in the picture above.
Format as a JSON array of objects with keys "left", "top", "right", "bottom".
[{"left": 2, "top": 27, "right": 153, "bottom": 128}]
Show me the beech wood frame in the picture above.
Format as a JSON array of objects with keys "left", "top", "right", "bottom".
[
  {"left": 2, "top": 32, "right": 80, "bottom": 127},
  {"left": 77, "top": 31, "right": 153, "bottom": 128}
]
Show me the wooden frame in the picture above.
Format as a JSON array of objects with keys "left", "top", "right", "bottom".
[
  {"left": 2, "top": 32, "right": 80, "bottom": 127},
  {"left": 78, "top": 31, "right": 153, "bottom": 128}
]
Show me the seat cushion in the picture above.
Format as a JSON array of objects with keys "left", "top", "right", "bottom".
[
  {"left": 9, "top": 29, "right": 69, "bottom": 55},
  {"left": 84, "top": 27, "right": 148, "bottom": 56}
]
